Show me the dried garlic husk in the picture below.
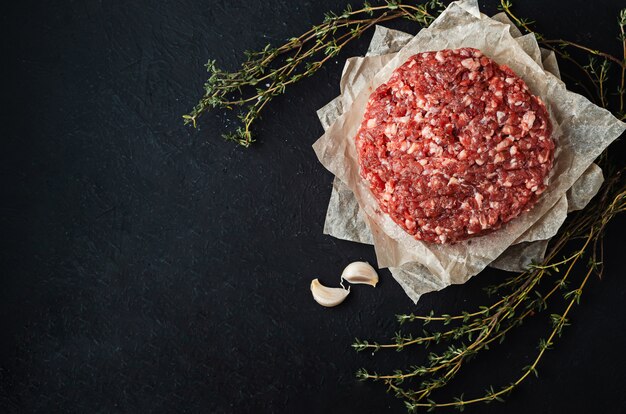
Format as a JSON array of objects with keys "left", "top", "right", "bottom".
[
  {"left": 341, "top": 261, "right": 379, "bottom": 287},
  {"left": 310, "top": 278, "right": 350, "bottom": 307}
]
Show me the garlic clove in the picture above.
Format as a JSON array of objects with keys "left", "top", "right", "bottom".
[
  {"left": 310, "top": 278, "right": 350, "bottom": 307},
  {"left": 341, "top": 261, "right": 379, "bottom": 287}
]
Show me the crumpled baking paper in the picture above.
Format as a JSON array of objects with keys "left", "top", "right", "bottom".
[{"left": 313, "top": 0, "right": 625, "bottom": 303}]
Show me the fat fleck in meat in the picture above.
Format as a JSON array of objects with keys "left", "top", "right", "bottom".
[{"left": 355, "top": 48, "right": 554, "bottom": 244}]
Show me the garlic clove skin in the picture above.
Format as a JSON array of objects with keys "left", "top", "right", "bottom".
[
  {"left": 341, "top": 261, "right": 379, "bottom": 287},
  {"left": 310, "top": 278, "right": 350, "bottom": 307}
]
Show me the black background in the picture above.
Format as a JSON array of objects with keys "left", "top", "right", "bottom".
[{"left": 2, "top": 1, "right": 626, "bottom": 413}]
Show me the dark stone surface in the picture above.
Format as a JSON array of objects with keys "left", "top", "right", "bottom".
[{"left": 2, "top": 1, "right": 625, "bottom": 413}]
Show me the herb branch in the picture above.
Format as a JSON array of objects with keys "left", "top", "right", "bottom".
[
  {"left": 355, "top": 176, "right": 625, "bottom": 410},
  {"left": 184, "top": 0, "right": 445, "bottom": 146},
  {"left": 499, "top": 0, "right": 626, "bottom": 118}
]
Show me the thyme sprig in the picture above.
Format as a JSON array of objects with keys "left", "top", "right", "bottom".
[
  {"left": 354, "top": 175, "right": 626, "bottom": 411},
  {"left": 499, "top": 0, "right": 626, "bottom": 118},
  {"left": 184, "top": 0, "right": 445, "bottom": 146}
]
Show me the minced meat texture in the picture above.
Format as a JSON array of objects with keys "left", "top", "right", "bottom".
[{"left": 355, "top": 47, "right": 554, "bottom": 244}]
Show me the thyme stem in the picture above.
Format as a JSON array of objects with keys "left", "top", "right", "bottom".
[
  {"left": 541, "top": 39, "right": 625, "bottom": 68},
  {"left": 184, "top": 0, "right": 445, "bottom": 146}
]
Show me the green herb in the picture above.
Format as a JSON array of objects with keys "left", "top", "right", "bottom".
[
  {"left": 354, "top": 175, "right": 625, "bottom": 410},
  {"left": 184, "top": 0, "right": 445, "bottom": 147},
  {"left": 498, "top": 0, "right": 626, "bottom": 116}
]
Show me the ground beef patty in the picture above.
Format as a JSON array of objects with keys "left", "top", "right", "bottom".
[{"left": 355, "top": 47, "right": 554, "bottom": 244}]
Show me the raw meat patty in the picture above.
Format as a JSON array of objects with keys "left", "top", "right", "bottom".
[{"left": 355, "top": 47, "right": 554, "bottom": 244}]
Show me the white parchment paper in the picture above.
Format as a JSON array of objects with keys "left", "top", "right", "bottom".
[{"left": 314, "top": 0, "right": 625, "bottom": 303}]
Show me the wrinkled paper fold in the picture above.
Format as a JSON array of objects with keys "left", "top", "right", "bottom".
[{"left": 314, "top": 0, "right": 625, "bottom": 303}]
